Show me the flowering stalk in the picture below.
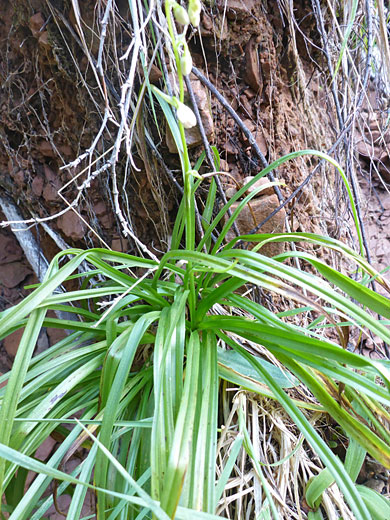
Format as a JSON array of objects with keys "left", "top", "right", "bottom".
[{"left": 164, "top": 0, "right": 201, "bottom": 318}]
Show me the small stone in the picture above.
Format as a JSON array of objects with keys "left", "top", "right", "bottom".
[
  {"left": 38, "top": 140, "right": 56, "bottom": 158},
  {"left": 240, "top": 119, "right": 255, "bottom": 144},
  {"left": 0, "top": 372, "right": 7, "bottom": 389},
  {"left": 42, "top": 182, "right": 60, "bottom": 203},
  {"left": 38, "top": 31, "right": 51, "bottom": 49},
  {"left": 244, "top": 37, "right": 263, "bottom": 94},
  {"left": 219, "top": 159, "right": 229, "bottom": 172},
  {"left": 3, "top": 328, "right": 24, "bottom": 358},
  {"left": 240, "top": 121, "right": 267, "bottom": 155},
  {"left": 100, "top": 212, "right": 114, "bottom": 229},
  {"left": 43, "top": 164, "right": 57, "bottom": 183},
  {"left": 13, "top": 170, "right": 25, "bottom": 188},
  {"left": 228, "top": 165, "right": 241, "bottom": 181},
  {"left": 0, "top": 262, "right": 32, "bottom": 288},
  {"left": 225, "top": 186, "right": 237, "bottom": 199},
  {"left": 201, "top": 12, "right": 213, "bottom": 31},
  {"left": 93, "top": 201, "right": 113, "bottom": 228},
  {"left": 200, "top": 10, "right": 227, "bottom": 39},
  {"left": 242, "top": 176, "right": 275, "bottom": 196},
  {"left": 57, "top": 211, "right": 86, "bottom": 241},
  {"left": 241, "top": 119, "right": 255, "bottom": 133},
  {"left": 35, "top": 329, "right": 49, "bottom": 354},
  {"left": 46, "top": 327, "right": 68, "bottom": 346},
  {"left": 356, "top": 138, "right": 387, "bottom": 162},
  {"left": 32, "top": 174, "right": 44, "bottom": 196},
  {"left": 224, "top": 194, "right": 286, "bottom": 256},
  {"left": 0, "top": 233, "right": 23, "bottom": 263},
  {"left": 148, "top": 64, "right": 162, "bottom": 84},
  {"left": 245, "top": 88, "right": 257, "bottom": 99},
  {"left": 94, "top": 201, "right": 108, "bottom": 216},
  {"left": 35, "top": 436, "right": 57, "bottom": 461},
  {"left": 46, "top": 494, "right": 71, "bottom": 519},
  {"left": 224, "top": 139, "right": 239, "bottom": 156},
  {"left": 239, "top": 95, "right": 253, "bottom": 116},
  {"left": 58, "top": 144, "right": 73, "bottom": 157},
  {"left": 111, "top": 237, "right": 128, "bottom": 252},
  {"left": 231, "top": 97, "right": 239, "bottom": 111},
  {"left": 29, "top": 12, "right": 45, "bottom": 38},
  {"left": 224, "top": 0, "right": 256, "bottom": 18},
  {"left": 364, "top": 478, "right": 385, "bottom": 494},
  {"left": 255, "top": 130, "right": 268, "bottom": 156}
]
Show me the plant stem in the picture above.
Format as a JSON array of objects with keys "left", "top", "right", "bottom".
[{"left": 165, "top": 0, "right": 196, "bottom": 321}]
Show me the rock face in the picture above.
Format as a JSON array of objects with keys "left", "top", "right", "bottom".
[
  {"left": 356, "top": 110, "right": 390, "bottom": 182},
  {"left": 224, "top": 193, "right": 286, "bottom": 257}
]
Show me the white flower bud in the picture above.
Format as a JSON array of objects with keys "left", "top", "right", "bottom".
[
  {"left": 188, "top": 0, "right": 201, "bottom": 27},
  {"left": 190, "top": 11, "right": 200, "bottom": 27},
  {"left": 176, "top": 101, "right": 197, "bottom": 128},
  {"left": 180, "top": 44, "right": 193, "bottom": 75},
  {"left": 172, "top": 3, "right": 190, "bottom": 25}
]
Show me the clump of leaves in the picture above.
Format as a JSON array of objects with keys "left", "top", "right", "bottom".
[{"left": 0, "top": 1, "right": 390, "bottom": 519}]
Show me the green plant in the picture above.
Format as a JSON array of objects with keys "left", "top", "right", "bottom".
[{"left": 0, "top": 2, "right": 390, "bottom": 519}]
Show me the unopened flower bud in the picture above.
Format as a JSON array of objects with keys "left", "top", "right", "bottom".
[
  {"left": 188, "top": 0, "right": 201, "bottom": 27},
  {"left": 190, "top": 11, "right": 200, "bottom": 27},
  {"left": 172, "top": 2, "right": 190, "bottom": 25},
  {"left": 180, "top": 44, "right": 193, "bottom": 75},
  {"left": 176, "top": 101, "right": 197, "bottom": 128}
]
